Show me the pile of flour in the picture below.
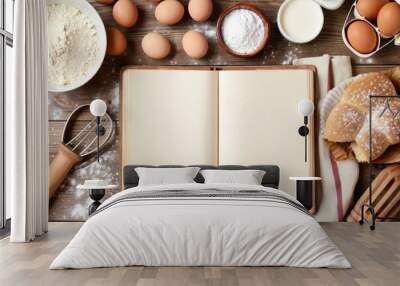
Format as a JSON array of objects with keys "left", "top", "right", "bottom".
[
  {"left": 48, "top": 3, "right": 97, "bottom": 86},
  {"left": 221, "top": 9, "right": 265, "bottom": 54}
]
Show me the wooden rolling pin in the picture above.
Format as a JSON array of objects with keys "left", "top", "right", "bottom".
[{"left": 49, "top": 144, "right": 80, "bottom": 199}]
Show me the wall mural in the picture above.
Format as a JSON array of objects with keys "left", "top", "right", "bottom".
[{"left": 48, "top": 0, "right": 400, "bottom": 221}]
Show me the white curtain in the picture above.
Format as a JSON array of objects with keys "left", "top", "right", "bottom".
[{"left": 8, "top": 0, "right": 49, "bottom": 242}]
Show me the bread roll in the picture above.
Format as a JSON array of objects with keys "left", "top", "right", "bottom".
[
  {"left": 341, "top": 72, "right": 396, "bottom": 111},
  {"left": 325, "top": 103, "right": 365, "bottom": 142},
  {"left": 351, "top": 126, "right": 391, "bottom": 162},
  {"left": 352, "top": 99, "right": 400, "bottom": 162},
  {"left": 324, "top": 72, "right": 398, "bottom": 162},
  {"left": 384, "top": 66, "right": 400, "bottom": 92}
]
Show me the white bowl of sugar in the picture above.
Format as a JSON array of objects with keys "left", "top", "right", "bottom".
[{"left": 277, "top": 0, "right": 324, "bottom": 44}]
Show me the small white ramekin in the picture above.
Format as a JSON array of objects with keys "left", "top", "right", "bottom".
[{"left": 277, "top": 0, "right": 324, "bottom": 44}]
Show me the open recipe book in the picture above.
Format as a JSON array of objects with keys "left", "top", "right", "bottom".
[{"left": 121, "top": 67, "right": 315, "bottom": 195}]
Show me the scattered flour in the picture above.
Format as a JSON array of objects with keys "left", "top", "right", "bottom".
[
  {"left": 48, "top": 3, "right": 97, "bottom": 85},
  {"left": 281, "top": 50, "right": 298, "bottom": 64},
  {"left": 221, "top": 9, "right": 265, "bottom": 54}
]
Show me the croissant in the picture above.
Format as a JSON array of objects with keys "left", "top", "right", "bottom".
[{"left": 324, "top": 72, "right": 399, "bottom": 162}]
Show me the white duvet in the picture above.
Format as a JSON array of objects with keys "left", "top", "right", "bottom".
[{"left": 50, "top": 183, "right": 351, "bottom": 269}]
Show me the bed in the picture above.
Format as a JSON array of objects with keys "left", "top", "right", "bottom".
[{"left": 50, "top": 165, "right": 350, "bottom": 269}]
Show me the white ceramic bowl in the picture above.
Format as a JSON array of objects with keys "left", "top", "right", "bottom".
[
  {"left": 277, "top": 0, "right": 324, "bottom": 44},
  {"left": 47, "top": 0, "right": 106, "bottom": 92},
  {"left": 314, "top": 0, "right": 345, "bottom": 10}
]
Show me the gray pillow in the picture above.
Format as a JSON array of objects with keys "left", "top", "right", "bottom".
[
  {"left": 135, "top": 167, "right": 201, "bottom": 186},
  {"left": 200, "top": 169, "right": 266, "bottom": 185}
]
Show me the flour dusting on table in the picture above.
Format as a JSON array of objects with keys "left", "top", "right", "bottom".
[
  {"left": 48, "top": 3, "right": 98, "bottom": 85},
  {"left": 221, "top": 9, "right": 265, "bottom": 54}
]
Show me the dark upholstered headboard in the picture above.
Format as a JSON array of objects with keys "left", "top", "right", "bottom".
[{"left": 123, "top": 165, "right": 280, "bottom": 190}]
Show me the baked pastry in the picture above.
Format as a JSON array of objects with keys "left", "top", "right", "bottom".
[
  {"left": 384, "top": 66, "right": 400, "bottom": 92},
  {"left": 351, "top": 99, "right": 400, "bottom": 162},
  {"left": 326, "top": 141, "right": 354, "bottom": 161},
  {"left": 324, "top": 102, "right": 365, "bottom": 142},
  {"left": 324, "top": 72, "right": 399, "bottom": 162}
]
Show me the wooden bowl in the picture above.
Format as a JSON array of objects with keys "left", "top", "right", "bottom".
[{"left": 216, "top": 3, "right": 270, "bottom": 58}]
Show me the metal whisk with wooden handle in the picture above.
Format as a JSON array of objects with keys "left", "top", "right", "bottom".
[{"left": 49, "top": 104, "right": 113, "bottom": 199}]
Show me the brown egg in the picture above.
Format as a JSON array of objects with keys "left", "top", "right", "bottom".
[
  {"left": 182, "top": 31, "right": 208, "bottom": 59},
  {"left": 188, "top": 0, "right": 213, "bottom": 22},
  {"left": 377, "top": 2, "right": 400, "bottom": 37},
  {"left": 347, "top": 20, "right": 378, "bottom": 54},
  {"left": 96, "top": 0, "right": 116, "bottom": 4},
  {"left": 142, "top": 32, "right": 171, "bottom": 59},
  {"left": 106, "top": 27, "right": 127, "bottom": 56},
  {"left": 155, "top": 0, "right": 185, "bottom": 25},
  {"left": 113, "top": 0, "right": 139, "bottom": 28},
  {"left": 356, "top": 0, "right": 388, "bottom": 21}
]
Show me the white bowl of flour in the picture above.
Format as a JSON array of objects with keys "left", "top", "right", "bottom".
[
  {"left": 47, "top": 0, "right": 106, "bottom": 92},
  {"left": 216, "top": 4, "right": 270, "bottom": 57}
]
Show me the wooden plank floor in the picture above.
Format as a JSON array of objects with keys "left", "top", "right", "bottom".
[{"left": 0, "top": 222, "right": 399, "bottom": 286}]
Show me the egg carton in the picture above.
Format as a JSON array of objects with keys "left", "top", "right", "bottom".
[{"left": 342, "top": 1, "right": 399, "bottom": 58}]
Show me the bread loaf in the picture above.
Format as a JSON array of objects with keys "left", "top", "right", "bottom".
[
  {"left": 352, "top": 99, "right": 400, "bottom": 162},
  {"left": 324, "top": 102, "right": 365, "bottom": 142},
  {"left": 324, "top": 72, "right": 399, "bottom": 162},
  {"left": 384, "top": 66, "right": 400, "bottom": 91}
]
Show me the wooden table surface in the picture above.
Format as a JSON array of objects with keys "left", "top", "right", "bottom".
[{"left": 48, "top": 0, "right": 400, "bottom": 221}]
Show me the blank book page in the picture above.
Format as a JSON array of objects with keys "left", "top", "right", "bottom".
[{"left": 218, "top": 69, "right": 315, "bottom": 195}]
